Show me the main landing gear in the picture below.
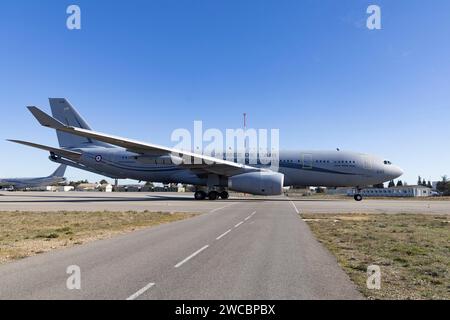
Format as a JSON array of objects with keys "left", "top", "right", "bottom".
[
  {"left": 194, "top": 190, "right": 229, "bottom": 200},
  {"left": 194, "top": 191, "right": 207, "bottom": 200},
  {"left": 219, "top": 191, "right": 229, "bottom": 199}
]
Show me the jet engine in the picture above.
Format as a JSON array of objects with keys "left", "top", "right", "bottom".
[{"left": 228, "top": 171, "right": 284, "bottom": 195}]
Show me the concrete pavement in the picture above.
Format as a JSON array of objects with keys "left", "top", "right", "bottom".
[{"left": 1, "top": 191, "right": 448, "bottom": 214}]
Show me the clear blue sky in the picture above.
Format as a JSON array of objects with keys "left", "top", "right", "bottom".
[{"left": 1, "top": 0, "right": 449, "bottom": 185}]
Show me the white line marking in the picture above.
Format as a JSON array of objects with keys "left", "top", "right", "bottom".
[
  {"left": 126, "top": 282, "right": 155, "bottom": 300},
  {"left": 290, "top": 200, "right": 300, "bottom": 214},
  {"left": 246, "top": 211, "right": 257, "bottom": 220},
  {"left": 174, "top": 245, "right": 209, "bottom": 268},
  {"left": 209, "top": 202, "right": 236, "bottom": 213},
  {"left": 216, "top": 229, "right": 232, "bottom": 240},
  {"left": 235, "top": 221, "right": 244, "bottom": 228}
]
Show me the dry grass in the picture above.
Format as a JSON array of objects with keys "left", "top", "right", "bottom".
[
  {"left": 0, "top": 210, "right": 197, "bottom": 264},
  {"left": 352, "top": 197, "right": 450, "bottom": 201},
  {"left": 303, "top": 213, "right": 450, "bottom": 300},
  {"left": 287, "top": 194, "right": 450, "bottom": 201}
]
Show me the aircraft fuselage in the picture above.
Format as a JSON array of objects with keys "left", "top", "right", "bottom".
[{"left": 51, "top": 147, "right": 403, "bottom": 188}]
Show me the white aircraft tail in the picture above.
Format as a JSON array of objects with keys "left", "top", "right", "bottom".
[
  {"left": 49, "top": 164, "right": 67, "bottom": 178},
  {"left": 49, "top": 98, "right": 109, "bottom": 148}
]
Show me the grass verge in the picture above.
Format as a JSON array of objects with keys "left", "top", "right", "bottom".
[
  {"left": 303, "top": 213, "right": 450, "bottom": 299},
  {"left": 0, "top": 210, "right": 197, "bottom": 264}
]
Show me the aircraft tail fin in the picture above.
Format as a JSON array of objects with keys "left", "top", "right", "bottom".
[
  {"left": 50, "top": 164, "right": 67, "bottom": 178},
  {"left": 48, "top": 98, "right": 109, "bottom": 148}
]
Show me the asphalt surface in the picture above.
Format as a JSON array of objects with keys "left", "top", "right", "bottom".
[{"left": 0, "top": 194, "right": 363, "bottom": 300}]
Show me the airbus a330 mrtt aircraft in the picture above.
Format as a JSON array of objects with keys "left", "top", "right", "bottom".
[
  {"left": 0, "top": 164, "right": 66, "bottom": 190},
  {"left": 9, "top": 99, "right": 403, "bottom": 201}
]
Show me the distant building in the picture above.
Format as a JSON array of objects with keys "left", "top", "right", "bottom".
[
  {"left": 326, "top": 187, "right": 348, "bottom": 195},
  {"left": 75, "top": 183, "right": 98, "bottom": 191},
  {"left": 45, "top": 186, "right": 75, "bottom": 192},
  {"left": 347, "top": 185, "right": 432, "bottom": 198},
  {"left": 117, "top": 184, "right": 144, "bottom": 192},
  {"left": 284, "top": 186, "right": 314, "bottom": 196},
  {"left": 97, "top": 184, "right": 113, "bottom": 192}
]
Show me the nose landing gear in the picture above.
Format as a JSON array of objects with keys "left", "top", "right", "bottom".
[{"left": 354, "top": 187, "right": 363, "bottom": 201}]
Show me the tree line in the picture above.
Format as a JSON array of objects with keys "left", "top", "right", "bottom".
[{"left": 436, "top": 175, "right": 450, "bottom": 196}]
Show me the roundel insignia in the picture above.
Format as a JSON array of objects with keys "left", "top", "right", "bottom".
[{"left": 95, "top": 155, "right": 102, "bottom": 162}]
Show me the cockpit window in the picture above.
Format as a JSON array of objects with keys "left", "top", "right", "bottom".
[{"left": 384, "top": 160, "right": 392, "bottom": 165}]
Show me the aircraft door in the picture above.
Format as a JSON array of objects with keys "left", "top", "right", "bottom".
[
  {"left": 302, "top": 153, "right": 313, "bottom": 169},
  {"left": 362, "top": 155, "right": 373, "bottom": 170}
]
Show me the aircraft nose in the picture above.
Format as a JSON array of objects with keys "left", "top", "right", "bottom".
[{"left": 390, "top": 166, "right": 404, "bottom": 179}]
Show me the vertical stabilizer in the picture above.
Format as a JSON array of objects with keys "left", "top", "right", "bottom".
[
  {"left": 49, "top": 98, "right": 108, "bottom": 148},
  {"left": 49, "top": 165, "right": 67, "bottom": 178}
]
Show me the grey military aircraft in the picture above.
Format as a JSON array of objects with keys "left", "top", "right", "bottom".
[
  {"left": 0, "top": 164, "right": 66, "bottom": 190},
  {"left": 9, "top": 99, "right": 403, "bottom": 201}
]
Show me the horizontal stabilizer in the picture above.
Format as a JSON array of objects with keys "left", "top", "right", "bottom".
[
  {"left": 7, "top": 139, "right": 82, "bottom": 160},
  {"left": 27, "top": 106, "right": 66, "bottom": 129}
]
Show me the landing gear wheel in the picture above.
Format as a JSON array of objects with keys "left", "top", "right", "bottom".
[
  {"left": 219, "top": 191, "right": 229, "bottom": 200},
  {"left": 354, "top": 194, "right": 363, "bottom": 202},
  {"left": 194, "top": 191, "right": 207, "bottom": 200},
  {"left": 208, "top": 191, "right": 219, "bottom": 200}
]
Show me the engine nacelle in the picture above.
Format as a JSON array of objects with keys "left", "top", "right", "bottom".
[{"left": 228, "top": 171, "right": 284, "bottom": 195}]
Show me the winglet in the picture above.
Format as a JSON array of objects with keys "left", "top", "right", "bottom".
[{"left": 27, "top": 106, "right": 66, "bottom": 129}]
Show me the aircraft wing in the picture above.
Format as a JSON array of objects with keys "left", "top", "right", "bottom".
[
  {"left": 7, "top": 139, "right": 82, "bottom": 161},
  {"left": 27, "top": 106, "right": 262, "bottom": 177}
]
